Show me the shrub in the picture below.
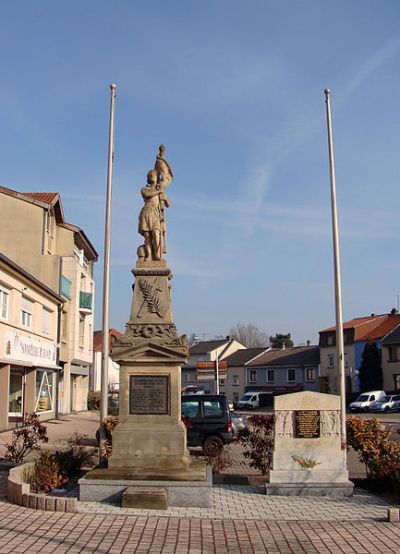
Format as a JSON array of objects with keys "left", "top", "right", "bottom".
[
  {"left": 87, "top": 392, "right": 100, "bottom": 411},
  {"left": 205, "top": 447, "right": 232, "bottom": 474},
  {"left": 235, "top": 414, "right": 274, "bottom": 475},
  {"left": 99, "top": 416, "right": 119, "bottom": 458},
  {"left": 27, "top": 433, "right": 95, "bottom": 493},
  {"left": 4, "top": 413, "right": 48, "bottom": 464},
  {"left": 347, "top": 416, "right": 400, "bottom": 489}
]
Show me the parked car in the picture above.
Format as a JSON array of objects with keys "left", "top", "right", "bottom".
[
  {"left": 230, "top": 412, "right": 249, "bottom": 435},
  {"left": 237, "top": 391, "right": 271, "bottom": 410},
  {"left": 390, "top": 399, "right": 400, "bottom": 412},
  {"left": 349, "top": 390, "right": 386, "bottom": 412},
  {"left": 369, "top": 394, "right": 400, "bottom": 412},
  {"left": 181, "top": 394, "right": 234, "bottom": 454}
]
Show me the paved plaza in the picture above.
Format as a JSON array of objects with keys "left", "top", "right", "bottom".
[{"left": 0, "top": 412, "right": 399, "bottom": 552}]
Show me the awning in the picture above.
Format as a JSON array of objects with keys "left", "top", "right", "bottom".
[{"left": 0, "top": 359, "right": 33, "bottom": 367}]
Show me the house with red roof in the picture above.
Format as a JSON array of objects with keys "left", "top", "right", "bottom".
[
  {"left": 319, "top": 311, "right": 400, "bottom": 393},
  {"left": 0, "top": 185, "right": 98, "bottom": 414}
]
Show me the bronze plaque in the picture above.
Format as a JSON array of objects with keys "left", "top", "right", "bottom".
[
  {"left": 129, "top": 375, "right": 170, "bottom": 415},
  {"left": 295, "top": 410, "right": 320, "bottom": 438}
]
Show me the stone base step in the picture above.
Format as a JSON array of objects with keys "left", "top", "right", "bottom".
[{"left": 122, "top": 487, "right": 168, "bottom": 509}]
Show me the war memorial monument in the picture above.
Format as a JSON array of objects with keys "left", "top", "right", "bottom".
[{"left": 79, "top": 146, "right": 211, "bottom": 509}]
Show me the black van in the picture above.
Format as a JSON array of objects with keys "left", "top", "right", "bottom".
[{"left": 181, "top": 394, "right": 234, "bottom": 455}]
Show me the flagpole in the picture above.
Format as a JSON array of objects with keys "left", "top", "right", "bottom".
[
  {"left": 100, "top": 83, "right": 116, "bottom": 461},
  {"left": 324, "top": 88, "right": 347, "bottom": 461}
]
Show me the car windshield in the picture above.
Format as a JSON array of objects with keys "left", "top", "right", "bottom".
[
  {"left": 241, "top": 394, "right": 253, "bottom": 401},
  {"left": 379, "top": 396, "right": 390, "bottom": 402},
  {"left": 356, "top": 395, "right": 369, "bottom": 402}
]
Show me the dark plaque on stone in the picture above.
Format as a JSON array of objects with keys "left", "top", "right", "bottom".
[
  {"left": 295, "top": 410, "right": 320, "bottom": 438},
  {"left": 129, "top": 375, "right": 170, "bottom": 415}
]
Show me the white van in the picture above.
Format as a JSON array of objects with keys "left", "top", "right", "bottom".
[
  {"left": 349, "top": 390, "right": 386, "bottom": 412},
  {"left": 237, "top": 391, "right": 271, "bottom": 410}
]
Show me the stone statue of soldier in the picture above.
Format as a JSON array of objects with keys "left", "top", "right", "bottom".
[{"left": 137, "top": 145, "right": 173, "bottom": 262}]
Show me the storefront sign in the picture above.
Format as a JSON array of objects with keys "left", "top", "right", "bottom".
[{"left": 4, "top": 331, "right": 57, "bottom": 367}]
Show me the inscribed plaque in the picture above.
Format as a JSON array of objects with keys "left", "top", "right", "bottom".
[
  {"left": 294, "top": 410, "right": 320, "bottom": 438},
  {"left": 129, "top": 375, "right": 170, "bottom": 415}
]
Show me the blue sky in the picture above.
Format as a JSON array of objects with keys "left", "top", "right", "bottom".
[{"left": 1, "top": 1, "right": 399, "bottom": 344}]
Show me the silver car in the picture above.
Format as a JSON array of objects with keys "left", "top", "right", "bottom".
[{"left": 369, "top": 394, "right": 400, "bottom": 412}]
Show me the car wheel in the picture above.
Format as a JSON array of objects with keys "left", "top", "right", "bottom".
[
  {"left": 203, "top": 435, "right": 223, "bottom": 456},
  {"left": 384, "top": 406, "right": 390, "bottom": 412}
]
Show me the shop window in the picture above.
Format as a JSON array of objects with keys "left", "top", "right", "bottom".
[
  {"left": 42, "top": 307, "right": 51, "bottom": 335},
  {"left": 0, "top": 286, "right": 9, "bottom": 320},
  {"left": 306, "top": 368, "right": 315, "bottom": 381},
  {"left": 9, "top": 372, "right": 23, "bottom": 415},
  {"left": 287, "top": 369, "right": 296, "bottom": 383},
  {"left": 35, "top": 370, "right": 54, "bottom": 412},
  {"left": 21, "top": 296, "right": 33, "bottom": 328},
  {"left": 267, "top": 369, "right": 275, "bottom": 382}
]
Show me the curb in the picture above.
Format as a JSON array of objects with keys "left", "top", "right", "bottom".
[{"left": 7, "top": 463, "right": 77, "bottom": 512}]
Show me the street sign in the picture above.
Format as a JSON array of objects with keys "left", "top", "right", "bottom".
[{"left": 196, "top": 361, "right": 227, "bottom": 369}]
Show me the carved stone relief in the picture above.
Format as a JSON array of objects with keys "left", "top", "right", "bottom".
[
  {"left": 275, "top": 410, "right": 293, "bottom": 438},
  {"left": 320, "top": 410, "right": 340, "bottom": 437}
]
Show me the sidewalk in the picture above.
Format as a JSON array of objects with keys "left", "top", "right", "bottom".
[{"left": 0, "top": 412, "right": 399, "bottom": 552}]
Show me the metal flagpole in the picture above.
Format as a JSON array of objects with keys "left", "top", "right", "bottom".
[
  {"left": 215, "top": 354, "right": 220, "bottom": 395},
  {"left": 100, "top": 83, "right": 116, "bottom": 462},
  {"left": 324, "top": 88, "right": 347, "bottom": 461}
]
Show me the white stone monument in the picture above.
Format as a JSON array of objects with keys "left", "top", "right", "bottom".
[{"left": 265, "top": 391, "right": 353, "bottom": 496}]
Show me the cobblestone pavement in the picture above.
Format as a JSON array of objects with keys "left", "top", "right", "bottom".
[{"left": 79, "top": 485, "right": 393, "bottom": 521}]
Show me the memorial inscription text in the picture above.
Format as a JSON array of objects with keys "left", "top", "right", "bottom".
[
  {"left": 295, "top": 410, "right": 320, "bottom": 438},
  {"left": 129, "top": 375, "right": 170, "bottom": 415}
]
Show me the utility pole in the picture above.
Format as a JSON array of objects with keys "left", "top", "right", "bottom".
[
  {"left": 324, "top": 88, "right": 347, "bottom": 462},
  {"left": 100, "top": 83, "right": 116, "bottom": 462}
]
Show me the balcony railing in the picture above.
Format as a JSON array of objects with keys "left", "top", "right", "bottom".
[
  {"left": 60, "top": 275, "right": 72, "bottom": 299},
  {"left": 79, "top": 291, "right": 93, "bottom": 312}
]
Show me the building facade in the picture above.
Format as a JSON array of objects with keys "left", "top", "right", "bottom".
[
  {"left": 245, "top": 345, "right": 320, "bottom": 402},
  {"left": 0, "top": 186, "right": 98, "bottom": 415},
  {"left": 92, "top": 329, "right": 122, "bottom": 393},
  {"left": 319, "top": 313, "right": 400, "bottom": 394},
  {"left": 181, "top": 338, "right": 245, "bottom": 394},
  {"left": 381, "top": 325, "right": 400, "bottom": 392},
  {"left": 219, "top": 347, "right": 268, "bottom": 404},
  {"left": 0, "top": 254, "right": 63, "bottom": 431}
]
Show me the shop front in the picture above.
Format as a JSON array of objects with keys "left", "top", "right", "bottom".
[{"left": 0, "top": 331, "right": 59, "bottom": 430}]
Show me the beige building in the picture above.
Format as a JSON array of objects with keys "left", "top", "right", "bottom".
[
  {"left": 0, "top": 253, "right": 63, "bottom": 431},
  {"left": 219, "top": 347, "right": 268, "bottom": 404},
  {"left": 92, "top": 329, "right": 122, "bottom": 393},
  {"left": 0, "top": 186, "right": 98, "bottom": 415}
]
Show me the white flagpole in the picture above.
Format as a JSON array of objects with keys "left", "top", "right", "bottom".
[
  {"left": 100, "top": 83, "right": 116, "bottom": 461},
  {"left": 324, "top": 88, "right": 347, "bottom": 461}
]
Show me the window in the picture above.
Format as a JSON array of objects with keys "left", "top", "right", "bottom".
[
  {"left": 327, "top": 334, "right": 334, "bottom": 346},
  {"left": 287, "top": 369, "right": 296, "bottom": 383},
  {"left": 388, "top": 346, "right": 398, "bottom": 362},
  {"left": 249, "top": 370, "right": 257, "bottom": 383},
  {"left": 21, "top": 297, "right": 33, "bottom": 328},
  {"left": 233, "top": 375, "right": 239, "bottom": 386},
  {"left": 181, "top": 399, "right": 200, "bottom": 419},
  {"left": 42, "top": 307, "right": 51, "bottom": 335},
  {"left": 79, "top": 315, "right": 85, "bottom": 347},
  {"left": 394, "top": 374, "right": 400, "bottom": 391},
  {"left": 267, "top": 369, "right": 275, "bottom": 382},
  {"left": 0, "top": 286, "right": 9, "bottom": 320},
  {"left": 306, "top": 368, "right": 315, "bottom": 381},
  {"left": 35, "top": 370, "right": 54, "bottom": 412},
  {"left": 203, "top": 399, "right": 223, "bottom": 417},
  {"left": 9, "top": 372, "right": 23, "bottom": 415},
  {"left": 184, "top": 372, "right": 191, "bottom": 383},
  {"left": 328, "top": 354, "right": 334, "bottom": 367},
  {"left": 219, "top": 379, "right": 224, "bottom": 387}
]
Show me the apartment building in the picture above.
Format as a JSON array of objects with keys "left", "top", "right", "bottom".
[
  {"left": 0, "top": 186, "right": 97, "bottom": 414},
  {"left": 0, "top": 253, "right": 63, "bottom": 431}
]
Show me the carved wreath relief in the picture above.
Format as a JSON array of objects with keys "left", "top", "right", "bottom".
[{"left": 137, "top": 277, "right": 165, "bottom": 318}]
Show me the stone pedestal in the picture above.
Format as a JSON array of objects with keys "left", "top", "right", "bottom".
[
  {"left": 265, "top": 391, "right": 353, "bottom": 497},
  {"left": 81, "top": 260, "right": 209, "bottom": 507}
]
